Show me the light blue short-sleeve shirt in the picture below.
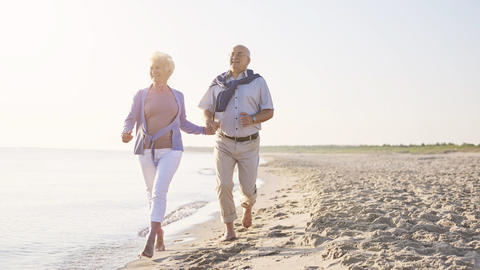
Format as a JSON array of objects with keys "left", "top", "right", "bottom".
[{"left": 199, "top": 70, "right": 274, "bottom": 137}]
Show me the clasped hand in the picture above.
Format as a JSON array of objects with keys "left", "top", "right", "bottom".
[{"left": 205, "top": 120, "right": 220, "bottom": 135}]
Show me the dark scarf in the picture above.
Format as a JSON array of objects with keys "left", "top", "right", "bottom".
[{"left": 211, "top": 69, "right": 261, "bottom": 112}]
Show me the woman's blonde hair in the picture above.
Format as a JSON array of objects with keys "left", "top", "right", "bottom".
[{"left": 149, "top": 51, "right": 175, "bottom": 78}]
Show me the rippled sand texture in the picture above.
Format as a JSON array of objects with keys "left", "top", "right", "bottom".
[
  {"left": 123, "top": 153, "right": 480, "bottom": 270},
  {"left": 284, "top": 153, "right": 480, "bottom": 270}
]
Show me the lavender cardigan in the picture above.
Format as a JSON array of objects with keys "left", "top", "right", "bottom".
[{"left": 123, "top": 87, "right": 205, "bottom": 154}]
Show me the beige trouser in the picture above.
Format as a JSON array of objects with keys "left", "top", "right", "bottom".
[{"left": 214, "top": 134, "right": 260, "bottom": 223}]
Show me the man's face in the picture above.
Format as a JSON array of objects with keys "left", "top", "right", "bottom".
[{"left": 230, "top": 47, "right": 250, "bottom": 73}]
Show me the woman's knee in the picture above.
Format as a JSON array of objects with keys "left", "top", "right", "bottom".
[{"left": 152, "top": 190, "right": 168, "bottom": 200}]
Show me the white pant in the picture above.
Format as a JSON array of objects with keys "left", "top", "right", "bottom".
[{"left": 138, "top": 149, "right": 182, "bottom": 223}]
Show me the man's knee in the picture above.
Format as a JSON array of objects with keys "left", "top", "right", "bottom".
[
  {"left": 240, "top": 184, "right": 257, "bottom": 198},
  {"left": 216, "top": 180, "right": 234, "bottom": 193}
]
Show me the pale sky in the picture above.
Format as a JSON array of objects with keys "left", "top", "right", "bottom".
[{"left": 0, "top": 0, "right": 479, "bottom": 150}]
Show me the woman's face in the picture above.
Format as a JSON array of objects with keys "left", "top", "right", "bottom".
[{"left": 150, "top": 60, "right": 170, "bottom": 84}]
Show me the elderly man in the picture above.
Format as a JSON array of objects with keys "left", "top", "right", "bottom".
[{"left": 199, "top": 45, "right": 274, "bottom": 241}]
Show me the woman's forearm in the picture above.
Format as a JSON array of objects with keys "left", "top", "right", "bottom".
[
  {"left": 180, "top": 119, "right": 205, "bottom": 134},
  {"left": 123, "top": 92, "right": 140, "bottom": 133}
]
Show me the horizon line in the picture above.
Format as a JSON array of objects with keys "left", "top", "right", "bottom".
[{"left": 1, "top": 142, "right": 479, "bottom": 152}]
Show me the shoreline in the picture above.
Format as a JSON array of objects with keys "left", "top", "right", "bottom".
[
  {"left": 120, "top": 153, "right": 316, "bottom": 269},
  {"left": 121, "top": 152, "right": 480, "bottom": 270}
]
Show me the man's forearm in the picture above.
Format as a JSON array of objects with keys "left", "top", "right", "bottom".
[
  {"left": 203, "top": 110, "right": 214, "bottom": 122},
  {"left": 203, "top": 109, "right": 220, "bottom": 133},
  {"left": 252, "top": 109, "right": 274, "bottom": 124}
]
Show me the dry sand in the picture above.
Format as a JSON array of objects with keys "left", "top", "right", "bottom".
[{"left": 121, "top": 152, "right": 480, "bottom": 270}]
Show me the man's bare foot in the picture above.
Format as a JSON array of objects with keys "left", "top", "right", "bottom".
[
  {"left": 242, "top": 206, "right": 252, "bottom": 228},
  {"left": 221, "top": 222, "right": 237, "bottom": 242},
  {"left": 221, "top": 232, "right": 237, "bottom": 242},
  {"left": 155, "top": 228, "right": 165, "bottom": 251}
]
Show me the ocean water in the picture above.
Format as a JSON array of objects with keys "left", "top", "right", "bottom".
[{"left": 0, "top": 148, "right": 261, "bottom": 270}]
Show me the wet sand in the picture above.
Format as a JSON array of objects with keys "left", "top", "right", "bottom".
[{"left": 121, "top": 152, "right": 480, "bottom": 270}]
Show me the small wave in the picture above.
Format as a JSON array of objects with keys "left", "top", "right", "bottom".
[
  {"left": 259, "top": 157, "right": 267, "bottom": 165},
  {"left": 138, "top": 227, "right": 149, "bottom": 237},
  {"left": 163, "top": 201, "right": 209, "bottom": 226},
  {"left": 58, "top": 238, "right": 143, "bottom": 270},
  {"left": 198, "top": 168, "right": 216, "bottom": 175},
  {"left": 137, "top": 201, "right": 210, "bottom": 236}
]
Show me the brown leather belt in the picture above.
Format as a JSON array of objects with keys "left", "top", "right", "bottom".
[{"left": 220, "top": 132, "right": 259, "bottom": 142}]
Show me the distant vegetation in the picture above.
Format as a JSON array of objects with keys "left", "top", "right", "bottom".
[
  {"left": 259, "top": 143, "right": 480, "bottom": 154},
  {"left": 185, "top": 143, "right": 480, "bottom": 154}
]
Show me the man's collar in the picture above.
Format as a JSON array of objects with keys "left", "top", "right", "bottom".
[{"left": 227, "top": 69, "right": 248, "bottom": 80}]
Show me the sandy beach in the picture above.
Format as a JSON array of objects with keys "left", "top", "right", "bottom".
[{"left": 121, "top": 152, "right": 480, "bottom": 270}]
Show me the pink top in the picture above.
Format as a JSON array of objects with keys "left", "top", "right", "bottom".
[
  {"left": 144, "top": 88, "right": 179, "bottom": 149},
  {"left": 122, "top": 87, "right": 205, "bottom": 155}
]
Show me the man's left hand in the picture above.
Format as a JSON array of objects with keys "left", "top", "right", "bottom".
[{"left": 240, "top": 112, "right": 254, "bottom": 127}]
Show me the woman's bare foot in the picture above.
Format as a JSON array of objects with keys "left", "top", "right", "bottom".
[
  {"left": 155, "top": 228, "right": 165, "bottom": 251},
  {"left": 242, "top": 206, "right": 252, "bottom": 228},
  {"left": 141, "top": 221, "right": 162, "bottom": 258},
  {"left": 141, "top": 236, "right": 155, "bottom": 258}
]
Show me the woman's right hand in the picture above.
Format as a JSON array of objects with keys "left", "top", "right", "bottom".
[
  {"left": 121, "top": 132, "right": 133, "bottom": 143},
  {"left": 205, "top": 120, "right": 220, "bottom": 135}
]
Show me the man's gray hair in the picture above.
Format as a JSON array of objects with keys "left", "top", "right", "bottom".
[{"left": 233, "top": 45, "right": 250, "bottom": 57}]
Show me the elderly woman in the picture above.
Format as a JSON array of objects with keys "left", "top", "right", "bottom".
[{"left": 122, "top": 52, "right": 216, "bottom": 258}]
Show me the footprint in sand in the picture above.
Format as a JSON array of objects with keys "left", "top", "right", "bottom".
[
  {"left": 282, "top": 240, "right": 295, "bottom": 247},
  {"left": 258, "top": 249, "right": 280, "bottom": 256},
  {"left": 267, "top": 230, "right": 289, "bottom": 237},
  {"left": 270, "top": 225, "right": 294, "bottom": 230},
  {"left": 273, "top": 212, "right": 288, "bottom": 218},
  {"left": 256, "top": 208, "right": 267, "bottom": 214}
]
